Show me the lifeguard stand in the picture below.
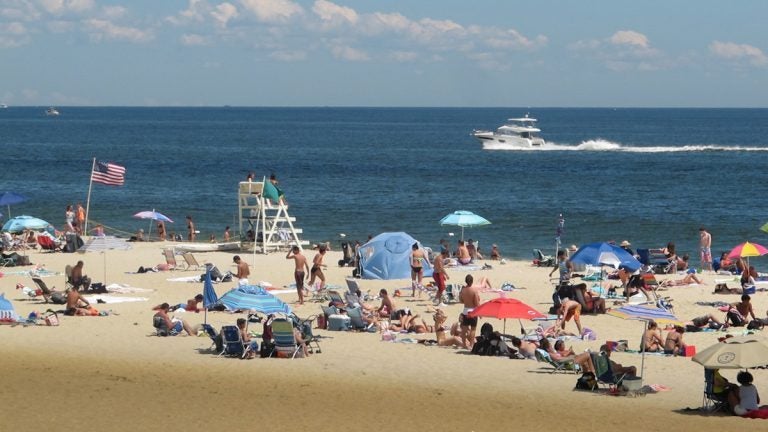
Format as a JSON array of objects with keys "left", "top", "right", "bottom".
[{"left": 238, "top": 178, "right": 308, "bottom": 254}]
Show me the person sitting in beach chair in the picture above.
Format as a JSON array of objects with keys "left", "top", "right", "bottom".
[
  {"left": 539, "top": 337, "right": 594, "bottom": 373},
  {"left": 510, "top": 336, "right": 538, "bottom": 359},
  {"left": 152, "top": 303, "right": 196, "bottom": 336}
]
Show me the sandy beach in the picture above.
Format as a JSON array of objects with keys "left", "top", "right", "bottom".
[{"left": 2, "top": 242, "right": 766, "bottom": 431}]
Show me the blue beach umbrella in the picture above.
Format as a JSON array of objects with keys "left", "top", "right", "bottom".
[
  {"left": 218, "top": 285, "right": 292, "bottom": 315},
  {"left": 202, "top": 270, "right": 218, "bottom": 324},
  {"left": 439, "top": 210, "right": 491, "bottom": 240},
  {"left": 2, "top": 215, "right": 51, "bottom": 233},
  {"left": 569, "top": 242, "right": 641, "bottom": 271},
  {"left": 0, "top": 293, "right": 18, "bottom": 322},
  {"left": 0, "top": 192, "right": 28, "bottom": 218}
]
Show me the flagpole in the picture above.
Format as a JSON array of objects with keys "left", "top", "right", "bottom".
[{"left": 84, "top": 158, "right": 96, "bottom": 235}]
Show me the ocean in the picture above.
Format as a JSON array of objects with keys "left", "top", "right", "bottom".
[{"left": 2, "top": 106, "right": 768, "bottom": 263}]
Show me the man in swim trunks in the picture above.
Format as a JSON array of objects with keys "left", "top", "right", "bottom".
[
  {"left": 309, "top": 245, "right": 327, "bottom": 291},
  {"left": 432, "top": 248, "right": 450, "bottom": 306},
  {"left": 410, "top": 242, "right": 426, "bottom": 297},
  {"left": 557, "top": 299, "right": 583, "bottom": 336},
  {"left": 457, "top": 241, "right": 471, "bottom": 265},
  {"left": 699, "top": 227, "right": 712, "bottom": 271},
  {"left": 459, "top": 274, "right": 481, "bottom": 349},
  {"left": 286, "top": 246, "right": 310, "bottom": 305},
  {"left": 186, "top": 215, "right": 195, "bottom": 242},
  {"left": 64, "top": 286, "right": 91, "bottom": 316},
  {"left": 233, "top": 255, "right": 250, "bottom": 286}
]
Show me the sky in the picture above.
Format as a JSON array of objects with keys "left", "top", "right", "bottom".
[{"left": 1, "top": 0, "right": 767, "bottom": 107}]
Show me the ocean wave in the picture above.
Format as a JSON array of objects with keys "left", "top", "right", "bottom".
[{"left": 482, "top": 138, "right": 768, "bottom": 152}]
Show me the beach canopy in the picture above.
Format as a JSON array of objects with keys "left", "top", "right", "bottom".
[
  {"left": 218, "top": 285, "right": 292, "bottom": 315},
  {"left": 0, "top": 293, "right": 17, "bottom": 322},
  {"left": 357, "top": 232, "right": 433, "bottom": 280},
  {"left": 692, "top": 335, "right": 768, "bottom": 369},
  {"left": 439, "top": 210, "right": 491, "bottom": 240},
  {"left": 569, "top": 242, "right": 641, "bottom": 271},
  {"left": 2, "top": 215, "right": 51, "bottom": 233},
  {"left": 727, "top": 241, "right": 768, "bottom": 259}
]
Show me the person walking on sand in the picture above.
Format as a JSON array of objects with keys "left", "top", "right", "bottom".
[
  {"left": 65, "top": 205, "right": 75, "bottom": 233},
  {"left": 459, "top": 274, "right": 481, "bottom": 349},
  {"left": 186, "top": 215, "right": 195, "bottom": 242},
  {"left": 410, "top": 243, "right": 426, "bottom": 297},
  {"left": 233, "top": 255, "right": 250, "bottom": 286},
  {"left": 700, "top": 227, "right": 712, "bottom": 271},
  {"left": 286, "top": 246, "right": 310, "bottom": 305},
  {"left": 308, "top": 245, "right": 327, "bottom": 292},
  {"left": 432, "top": 248, "right": 450, "bottom": 306}
]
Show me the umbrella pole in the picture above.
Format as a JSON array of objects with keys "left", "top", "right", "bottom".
[
  {"left": 639, "top": 320, "right": 646, "bottom": 385},
  {"left": 519, "top": 318, "right": 525, "bottom": 335}
]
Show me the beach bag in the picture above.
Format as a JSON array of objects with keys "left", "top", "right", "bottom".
[
  {"left": 50, "top": 292, "right": 67, "bottom": 305},
  {"left": 260, "top": 342, "right": 275, "bottom": 358},
  {"left": 747, "top": 320, "right": 764, "bottom": 331},
  {"left": 44, "top": 310, "right": 59, "bottom": 326},
  {"left": 575, "top": 372, "right": 596, "bottom": 391}
]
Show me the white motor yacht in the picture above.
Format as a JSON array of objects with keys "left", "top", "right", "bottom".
[
  {"left": 472, "top": 114, "right": 545, "bottom": 149},
  {"left": 45, "top": 107, "right": 60, "bottom": 116}
]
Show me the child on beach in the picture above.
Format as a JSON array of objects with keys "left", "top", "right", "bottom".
[{"left": 731, "top": 371, "right": 761, "bottom": 416}]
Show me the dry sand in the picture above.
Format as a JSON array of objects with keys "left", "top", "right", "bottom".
[{"left": 1, "top": 242, "right": 766, "bottom": 431}]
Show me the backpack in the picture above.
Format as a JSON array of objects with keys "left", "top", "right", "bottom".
[{"left": 575, "top": 372, "right": 597, "bottom": 391}]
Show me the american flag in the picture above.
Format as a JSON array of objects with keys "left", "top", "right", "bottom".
[{"left": 91, "top": 161, "right": 126, "bottom": 186}]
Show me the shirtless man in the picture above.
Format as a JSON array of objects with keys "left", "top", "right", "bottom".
[
  {"left": 410, "top": 243, "right": 426, "bottom": 297},
  {"left": 457, "top": 241, "right": 471, "bottom": 265},
  {"left": 557, "top": 299, "right": 583, "bottom": 336},
  {"left": 377, "top": 289, "right": 395, "bottom": 318},
  {"left": 65, "top": 287, "right": 91, "bottom": 316},
  {"left": 233, "top": 255, "right": 250, "bottom": 286},
  {"left": 286, "top": 246, "right": 310, "bottom": 305},
  {"left": 459, "top": 274, "right": 481, "bottom": 349},
  {"left": 432, "top": 248, "right": 450, "bottom": 306},
  {"left": 510, "top": 336, "right": 538, "bottom": 359},
  {"left": 699, "top": 227, "right": 712, "bottom": 271},
  {"left": 70, "top": 260, "right": 90, "bottom": 291},
  {"left": 730, "top": 294, "right": 757, "bottom": 326},
  {"left": 186, "top": 216, "right": 195, "bottom": 242},
  {"left": 308, "top": 245, "right": 327, "bottom": 291}
]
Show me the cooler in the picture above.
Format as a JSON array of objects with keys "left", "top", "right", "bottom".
[{"left": 327, "top": 314, "right": 351, "bottom": 331}]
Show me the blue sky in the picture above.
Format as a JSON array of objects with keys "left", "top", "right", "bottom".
[{"left": 1, "top": 0, "right": 767, "bottom": 107}]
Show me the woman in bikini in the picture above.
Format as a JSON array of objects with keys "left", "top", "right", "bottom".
[
  {"left": 433, "top": 309, "right": 464, "bottom": 347},
  {"left": 643, "top": 320, "right": 665, "bottom": 352},
  {"left": 410, "top": 243, "right": 425, "bottom": 297}
]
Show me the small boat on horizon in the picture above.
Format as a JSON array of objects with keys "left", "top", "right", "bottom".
[
  {"left": 45, "top": 107, "right": 60, "bottom": 116},
  {"left": 472, "top": 113, "right": 546, "bottom": 149},
  {"left": 0, "top": 103, "right": 7, "bottom": 109}
]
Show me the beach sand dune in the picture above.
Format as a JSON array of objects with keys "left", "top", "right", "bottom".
[{"left": 1, "top": 243, "right": 764, "bottom": 431}]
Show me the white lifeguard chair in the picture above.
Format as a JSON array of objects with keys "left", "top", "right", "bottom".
[{"left": 238, "top": 178, "right": 308, "bottom": 254}]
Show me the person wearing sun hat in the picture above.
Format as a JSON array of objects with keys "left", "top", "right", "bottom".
[{"left": 620, "top": 240, "right": 634, "bottom": 256}]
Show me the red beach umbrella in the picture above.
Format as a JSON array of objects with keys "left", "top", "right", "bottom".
[{"left": 469, "top": 297, "right": 545, "bottom": 334}]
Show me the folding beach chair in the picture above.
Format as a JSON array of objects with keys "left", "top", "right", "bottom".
[
  {"left": 181, "top": 252, "right": 201, "bottom": 271},
  {"left": 201, "top": 324, "right": 222, "bottom": 353},
  {"left": 534, "top": 349, "right": 579, "bottom": 374},
  {"left": 701, "top": 369, "right": 729, "bottom": 414},
  {"left": 326, "top": 290, "right": 345, "bottom": 307},
  {"left": 31, "top": 277, "right": 58, "bottom": 303},
  {"left": 162, "top": 249, "right": 178, "bottom": 270},
  {"left": 271, "top": 318, "right": 302, "bottom": 359},
  {"left": 346, "top": 307, "right": 368, "bottom": 331},
  {"left": 219, "top": 325, "right": 246, "bottom": 358},
  {"left": 292, "top": 314, "right": 321, "bottom": 354},
  {"left": 533, "top": 249, "right": 555, "bottom": 267},
  {"left": 590, "top": 352, "right": 626, "bottom": 392}
]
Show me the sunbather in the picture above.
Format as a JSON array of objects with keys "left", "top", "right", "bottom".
[
  {"left": 457, "top": 240, "right": 471, "bottom": 265},
  {"left": 685, "top": 313, "right": 724, "bottom": 331},
  {"left": 660, "top": 271, "right": 705, "bottom": 287},
  {"left": 70, "top": 260, "right": 91, "bottom": 291},
  {"left": 599, "top": 344, "right": 637, "bottom": 377},
  {"left": 294, "top": 327, "right": 309, "bottom": 357},
  {"left": 64, "top": 287, "right": 92, "bottom": 316},
  {"left": 236, "top": 318, "right": 259, "bottom": 359},
  {"left": 510, "top": 336, "right": 538, "bottom": 359},
  {"left": 170, "top": 294, "right": 204, "bottom": 313},
  {"left": 643, "top": 320, "right": 665, "bottom": 352},
  {"left": 153, "top": 303, "right": 196, "bottom": 336},
  {"left": 540, "top": 337, "right": 594, "bottom": 373},
  {"left": 663, "top": 325, "right": 686, "bottom": 355},
  {"left": 432, "top": 309, "right": 464, "bottom": 348}
]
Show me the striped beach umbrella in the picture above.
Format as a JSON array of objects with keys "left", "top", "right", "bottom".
[
  {"left": 78, "top": 236, "right": 132, "bottom": 285},
  {"left": 607, "top": 304, "right": 682, "bottom": 326},
  {"left": 727, "top": 241, "right": 768, "bottom": 259},
  {"left": 219, "top": 285, "right": 292, "bottom": 315}
]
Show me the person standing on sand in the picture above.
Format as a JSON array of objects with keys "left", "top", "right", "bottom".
[
  {"left": 75, "top": 203, "right": 85, "bottom": 234},
  {"left": 233, "top": 255, "right": 250, "bottom": 286},
  {"left": 700, "top": 227, "right": 712, "bottom": 271},
  {"left": 186, "top": 215, "right": 195, "bottom": 242},
  {"left": 223, "top": 226, "right": 231, "bottom": 242},
  {"left": 65, "top": 205, "right": 75, "bottom": 232},
  {"left": 308, "top": 245, "right": 327, "bottom": 291},
  {"left": 286, "top": 246, "right": 310, "bottom": 305},
  {"left": 157, "top": 221, "right": 166, "bottom": 241},
  {"left": 432, "top": 248, "right": 449, "bottom": 306},
  {"left": 557, "top": 299, "right": 583, "bottom": 336},
  {"left": 410, "top": 243, "right": 425, "bottom": 297},
  {"left": 459, "top": 274, "right": 481, "bottom": 349}
]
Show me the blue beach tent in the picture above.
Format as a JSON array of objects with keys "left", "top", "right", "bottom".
[{"left": 357, "top": 232, "right": 433, "bottom": 280}]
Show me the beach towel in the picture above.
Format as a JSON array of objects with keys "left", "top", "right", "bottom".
[
  {"left": 106, "top": 284, "right": 154, "bottom": 294},
  {"left": 84, "top": 295, "right": 148, "bottom": 304},
  {"left": 167, "top": 276, "right": 204, "bottom": 283}
]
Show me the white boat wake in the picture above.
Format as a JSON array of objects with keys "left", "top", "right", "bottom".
[{"left": 482, "top": 138, "right": 768, "bottom": 152}]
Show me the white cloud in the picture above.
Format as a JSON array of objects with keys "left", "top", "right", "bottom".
[
  {"left": 47, "top": 19, "right": 74, "bottom": 32},
  {"left": 1, "top": 1, "right": 42, "bottom": 21},
  {"left": 39, "top": 0, "right": 94, "bottom": 14},
  {"left": 0, "top": 21, "right": 28, "bottom": 47},
  {"left": 389, "top": 50, "right": 418, "bottom": 62},
  {"left": 710, "top": 40, "right": 767, "bottom": 66},
  {"left": 484, "top": 28, "right": 547, "bottom": 50},
  {"left": 211, "top": 2, "right": 238, "bottom": 28},
  {"left": 610, "top": 30, "right": 649, "bottom": 49},
  {"left": 240, "top": 0, "right": 303, "bottom": 23},
  {"left": 181, "top": 33, "right": 210, "bottom": 46},
  {"left": 312, "top": 0, "right": 357, "bottom": 25},
  {"left": 84, "top": 19, "right": 154, "bottom": 43},
  {"left": 331, "top": 44, "right": 368, "bottom": 61},
  {"left": 102, "top": 6, "right": 127, "bottom": 20},
  {"left": 167, "top": 0, "right": 208, "bottom": 25},
  {"left": 269, "top": 49, "right": 306, "bottom": 61},
  {"left": 0, "top": 22, "right": 27, "bottom": 35}
]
